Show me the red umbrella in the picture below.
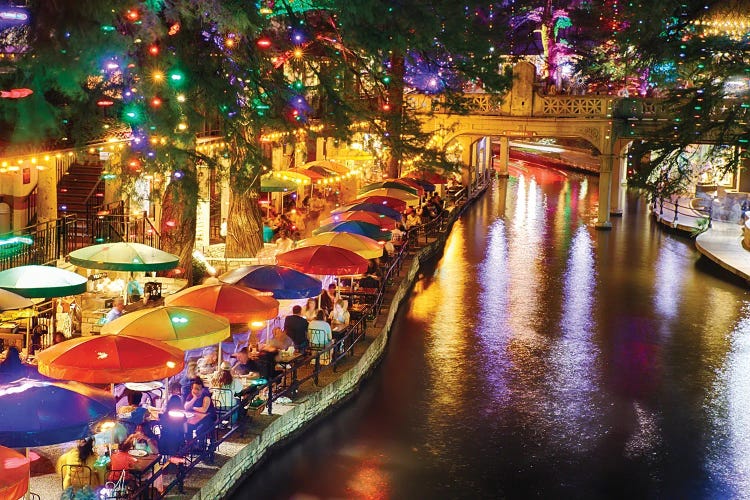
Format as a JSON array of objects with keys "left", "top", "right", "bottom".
[
  {"left": 320, "top": 210, "right": 399, "bottom": 230},
  {"left": 347, "top": 195, "right": 407, "bottom": 212},
  {"left": 276, "top": 245, "right": 369, "bottom": 276},
  {"left": 36, "top": 335, "right": 185, "bottom": 384},
  {"left": 165, "top": 283, "right": 279, "bottom": 324},
  {"left": 407, "top": 170, "right": 448, "bottom": 184},
  {"left": 0, "top": 445, "right": 29, "bottom": 500}
]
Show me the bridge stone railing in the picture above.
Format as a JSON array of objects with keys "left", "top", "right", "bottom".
[{"left": 408, "top": 92, "right": 677, "bottom": 121}]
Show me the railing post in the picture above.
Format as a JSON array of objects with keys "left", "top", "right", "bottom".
[
  {"left": 708, "top": 204, "right": 713, "bottom": 228},
  {"left": 673, "top": 198, "right": 678, "bottom": 223},
  {"left": 266, "top": 381, "right": 273, "bottom": 415},
  {"left": 659, "top": 198, "right": 664, "bottom": 216},
  {"left": 313, "top": 355, "right": 320, "bottom": 385}
]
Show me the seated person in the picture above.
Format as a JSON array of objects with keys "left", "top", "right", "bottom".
[
  {"left": 284, "top": 305, "right": 309, "bottom": 353},
  {"left": 57, "top": 437, "right": 104, "bottom": 489},
  {"left": 159, "top": 395, "right": 187, "bottom": 456},
  {"left": 107, "top": 440, "right": 137, "bottom": 482},
  {"left": 302, "top": 298, "right": 318, "bottom": 322},
  {"left": 118, "top": 391, "right": 148, "bottom": 430},
  {"left": 211, "top": 362, "right": 242, "bottom": 420},
  {"left": 329, "top": 300, "right": 350, "bottom": 332},
  {"left": 266, "top": 326, "right": 294, "bottom": 352},
  {"left": 184, "top": 378, "right": 217, "bottom": 436},
  {"left": 197, "top": 347, "right": 218, "bottom": 375},
  {"left": 180, "top": 359, "right": 199, "bottom": 401},
  {"left": 308, "top": 310, "right": 332, "bottom": 348},
  {"left": 124, "top": 424, "right": 159, "bottom": 455},
  {"left": 162, "top": 382, "right": 183, "bottom": 412},
  {"left": 230, "top": 347, "right": 258, "bottom": 377}
]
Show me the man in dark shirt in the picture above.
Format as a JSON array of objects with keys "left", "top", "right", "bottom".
[{"left": 284, "top": 305, "right": 309, "bottom": 353}]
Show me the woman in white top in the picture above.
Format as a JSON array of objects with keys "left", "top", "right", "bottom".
[
  {"left": 303, "top": 298, "right": 318, "bottom": 322},
  {"left": 329, "top": 299, "right": 350, "bottom": 332}
]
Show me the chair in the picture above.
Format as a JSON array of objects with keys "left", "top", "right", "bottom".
[
  {"left": 61, "top": 464, "right": 93, "bottom": 490},
  {"left": 308, "top": 328, "right": 331, "bottom": 365},
  {"left": 210, "top": 388, "right": 236, "bottom": 427}
]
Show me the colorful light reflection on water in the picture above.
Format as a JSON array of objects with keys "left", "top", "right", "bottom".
[{"left": 236, "top": 164, "right": 750, "bottom": 499}]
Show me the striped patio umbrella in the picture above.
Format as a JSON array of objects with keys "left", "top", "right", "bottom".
[
  {"left": 331, "top": 202, "right": 402, "bottom": 220},
  {"left": 313, "top": 220, "right": 392, "bottom": 242},
  {"left": 320, "top": 210, "right": 399, "bottom": 230},
  {"left": 68, "top": 242, "right": 179, "bottom": 272},
  {"left": 165, "top": 283, "right": 279, "bottom": 324}
]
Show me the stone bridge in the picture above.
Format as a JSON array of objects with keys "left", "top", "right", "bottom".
[{"left": 409, "top": 62, "right": 672, "bottom": 228}]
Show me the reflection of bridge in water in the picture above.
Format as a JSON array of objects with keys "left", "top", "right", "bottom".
[{"left": 410, "top": 62, "right": 672, "bottom": 229}]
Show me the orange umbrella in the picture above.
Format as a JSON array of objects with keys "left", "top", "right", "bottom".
[
  {"left": 0, "top": 445, "right": 28, "bottom": 500},
  {"left": 276, "top": 245, "right": 369, "bottom": 276},
  {"left": 319, "top": 210, "right": 399, "bottom": 230},
  {"left": 165, "top": 283, "right": 279, "bottom": 324},
  {"left": 36, "top": 335, "right": 184, "bottom": 384}
]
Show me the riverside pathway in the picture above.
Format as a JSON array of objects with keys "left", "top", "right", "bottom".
[
  {"left": 653, "top": 197, "right": 750, "bottom": 283},
  {"left": 29, "top": 182, "right": 484, "bottom": 500}
]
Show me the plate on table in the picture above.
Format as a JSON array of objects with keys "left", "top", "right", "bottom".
[{"left": 128, "top": 449, "right": 148, "bottom": 457}]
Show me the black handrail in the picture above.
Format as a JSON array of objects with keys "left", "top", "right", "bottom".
[{"left": 124, "top": 182, "right": 477, "bottom": 499}]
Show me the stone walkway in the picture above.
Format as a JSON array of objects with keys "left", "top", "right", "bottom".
[
  {"left": 653, "top": 197, "right": 750, "bottom": 284},
  {"left": 28, "top": 189, "right": 456, "bottom": 500}
]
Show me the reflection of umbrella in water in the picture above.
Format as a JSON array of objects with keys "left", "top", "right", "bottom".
[
  {"left": 68, "top": 242, "right": 179, "bottom": 272},
  {"left": 313, "top": 220, "right": 392, "bottom": 242},
  {"left": 276, "top": 245, "right": 369, "bottom": 276},
  {"left": 36, "top": 334, "right": 184, "bottom": 384},
  {"left": 0, "top": 349, "right": 114, "bottom": 448},
  {"left": 0, "top": 445, "right": 29, "bottom": 500},
  {"left": 320, "top": 210, "right": 399, "bottom": 230},
  {"left": 165, "top": 283, "right": 279, "bottom": 324},
  {"left": 331, "top": 202, "right": 402, "bottom": 221},
  {"left": 219, "top": 265, "right": 322, "bottom": 300},
  {"left": 0, "top": 265, "right": 87, "bottom": 299},
  {"left": 101, "top": 306, "right": 230, "bottom": 351}
]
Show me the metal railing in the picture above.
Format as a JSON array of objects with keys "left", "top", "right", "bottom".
[
  {"left": 654, "top": 196, "right": 713, "bottom": 229},
  {"left": 0, "top": 216, "right": 89, "bottom": 272},
  {"left": 121, "top": 184, "right": 476, "bottom": 499}
]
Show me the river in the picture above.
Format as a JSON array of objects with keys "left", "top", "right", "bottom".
[{"left": 233, "top": 163, "right": 750, "bottom": 499}]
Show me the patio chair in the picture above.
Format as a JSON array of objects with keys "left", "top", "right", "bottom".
[{"left": 61, "top": 464, "right": 93, "bottom": 490}]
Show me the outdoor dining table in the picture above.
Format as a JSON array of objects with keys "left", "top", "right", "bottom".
[{"left": 126, "top": 451, "right": 161, "bottom": 485}]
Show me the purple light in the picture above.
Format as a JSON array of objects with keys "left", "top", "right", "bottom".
[{"left": 173, "top": 170, "right": 184, "bottom": 179}]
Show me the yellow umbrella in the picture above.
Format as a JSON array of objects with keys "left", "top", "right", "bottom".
[
  {"left": 297, "top": 231, "right": 384, "bottom": 260},
  {"left": 100, "top": 305, "right": 230, "bottom": 351},
  {"left": 359, "top": 187, "right": 420, "bottom": 205},
  {"left": 272, "top": 170, "right": 314, "bottom": 186},
  {"left": 300, "top": 160, "right": 350, "bottom": 175}
]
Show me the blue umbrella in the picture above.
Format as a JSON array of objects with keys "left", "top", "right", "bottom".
[
  {"left": 331, "top": 202, "right": 402, "bottom": 221},
  {"left": 0, "top": 349, "right": 114, "bottom": 448},
  {"left": 219, "top": 265, "right": 322, "bottom": 300},
  {"left": 313, "top": 220, "right": 392, "bottom": 242}
]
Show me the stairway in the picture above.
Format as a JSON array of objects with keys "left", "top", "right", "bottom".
[{"left": 57, "top": 161, "right": 105, "bottom": 242}]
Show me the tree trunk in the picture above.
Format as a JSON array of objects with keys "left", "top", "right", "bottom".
[
  {"left": 223, "top": 133, "right": 265, "bottom": 258},
  {"left": 540, "top": 0, "right": 557, "bottom": 88},
  {"left": 385, "top": 51, "right": 406, "bottom": 179},
  {"left": 160, "top": 165, "right": 198, "bottom": 284},
  {"left": 225, "top": 188, "right": 264, "bottom": 257}
]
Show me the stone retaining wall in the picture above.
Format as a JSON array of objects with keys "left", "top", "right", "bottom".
[{"left": 192, "top": 186, "right": 484, "bottom": 500}]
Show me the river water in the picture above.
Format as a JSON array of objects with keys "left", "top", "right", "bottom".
[{"left": 234, "top": 163, "right": 750, "bottom": 499}]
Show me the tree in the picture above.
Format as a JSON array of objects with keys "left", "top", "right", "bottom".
[
  {"left": 331, "top": 0, "right": 513, "bottom": 178},
  {"left": 585, "top": 0, "right": 750, "bottom": 199}
]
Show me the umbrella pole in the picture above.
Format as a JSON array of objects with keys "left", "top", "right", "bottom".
[{"left": 25, "top": 447, "right": 30, "bottom": 500}]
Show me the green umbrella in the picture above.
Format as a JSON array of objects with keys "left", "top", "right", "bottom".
[
  {"left": 0, "top": 265, "right": 87, "bottom": 299},
  {"left": 68, "top": 242, "right": 179, "bottom": 272},
  {"left": 261, "top": 176, "right": 299, "bottom": 193}
]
